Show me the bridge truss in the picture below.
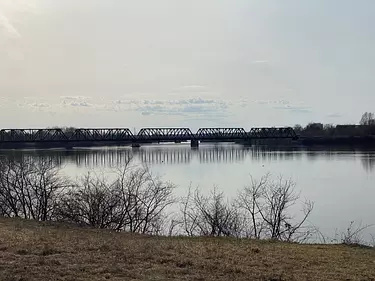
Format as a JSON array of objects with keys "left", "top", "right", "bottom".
[
  {"left": 196, "top": 128, "right": 248, "bottom": 139},
  {"left": 0, "top": 129, "right": 68, "bottom": 142},
  {"left": 249, "top": 127, "right": 297, "bottom": 139},
  {"left": 70, "top": 128, "right": 134, "bottom": 142},
  {"left": 137, "top": 128, "right": 194, "bottom": 142},
  {"left": 0, "top": 127, "right": 298, "bottom": 147}
]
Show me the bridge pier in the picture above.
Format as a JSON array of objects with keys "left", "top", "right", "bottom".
[
  {"left": 244, "top": 139, "right": 252, "bottom": 146},
  {"left": 190, "top": 140, "right": 199, "bottom": 148}
]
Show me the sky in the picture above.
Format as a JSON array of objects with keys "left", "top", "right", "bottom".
[{"left": 0, "top": 0, "right": 374, "bottom": 130}]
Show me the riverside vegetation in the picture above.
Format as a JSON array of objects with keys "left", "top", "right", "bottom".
[
  {"left": 0, "top": 157, "right": 314, "bottom": 240},
  {"left": 0, "top": 156, "right": 374, "bottom": 280}
]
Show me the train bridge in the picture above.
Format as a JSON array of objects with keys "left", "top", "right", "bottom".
[{"left": 0, "top": 127, "right": 298, "bottom": 149}]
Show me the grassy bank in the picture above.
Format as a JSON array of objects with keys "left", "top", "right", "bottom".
[{"left": 0, "top": 217, "right": 374, "bottom": 281}]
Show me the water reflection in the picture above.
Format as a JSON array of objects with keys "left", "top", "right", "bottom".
[
  {"left": 361, "top": 153, "right": 375, "bottom": 171},
  {"left": 1, "top": 145, "right": 375, "bottom": 171}
]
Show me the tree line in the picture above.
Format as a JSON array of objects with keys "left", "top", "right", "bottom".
[
  {"left": 294, "top": 112, "right": 375, "bottom": 137},
  {"left": 0, "top": 157, "right": 314, "bottom": 242}
]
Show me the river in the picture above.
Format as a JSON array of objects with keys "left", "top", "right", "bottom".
[{"left": 1, "top": 144, "right": 375, "bottom": 241}]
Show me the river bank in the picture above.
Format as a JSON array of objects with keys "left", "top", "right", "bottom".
[
  {"left": 299, "top": 136, "right": 375, "bottom": 146},
  {"left": 0, "top": 217, "right": 374, "bottom": 281}
]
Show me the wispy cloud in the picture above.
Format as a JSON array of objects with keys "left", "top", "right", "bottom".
[
  {"left": 13, "top": 96, "right": 236, "bottom": 120},
  {"left": 30, "top": 103, "right": 50, "bottom": 108},
  {"left": 251, "top": 60, "right": 269, "bottom": 64},
  {"left": 60, "top": 96, "right": 92, "bottom": 107},
  {"left": 254, "top": 99, "right": 312, "bottom": 114},
  {"left": 125, "top": 98, "right": 231, "bottom": 117},
  {"left": 254, "top": 99, "right": 290, "bottom": 106},
  {"left": 60, "top": 96, "right": 92, "bottom": 100},
  {"left": 0, "top": 12, "right": 21, "bottom": 38},
  {"left": 181, "top": 85, "right": 206, "bottom": 89},
  {"left": 327, "top": 113, "right": 341, "bottom": 118},
  {"left": 272, "top": 105, "right": 312, "bottom": 113},
  {"left": 65, "top": 101, "right": 91, "bottom": 107},
  {"left": 170, "top": 98, "right": 216, "bottom": 105}
]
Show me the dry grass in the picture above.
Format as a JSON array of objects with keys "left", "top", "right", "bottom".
[{"left": 0, "top": 217, "right": 374, "bottom": 280}]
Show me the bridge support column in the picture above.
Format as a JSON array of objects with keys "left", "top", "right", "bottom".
[
  {"left": 245, "top": 139, "right": 252, "bottom": 146},
  {"left": 190, "top": 140, "right": 199, "bottom": 148}
]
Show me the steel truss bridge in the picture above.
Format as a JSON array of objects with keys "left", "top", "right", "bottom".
[{"left": 0, "top": 127, "right": 298, "bottom": 149}]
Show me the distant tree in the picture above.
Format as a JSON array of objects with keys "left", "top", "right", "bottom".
[
  {"left": 323, "top": 124, "right": 336, "bottom": 136},
  {"left": 293, "top": 124, "right": 303, "bottom": 134},
  {"left": 62, "top": 127, "right": 76, "bottom": 138},
  {"left": 305, "top": 123, "right": 323, "bottom": 131},
  {"left": 359, "top": 112, "right": 375, "bottom": 126}
]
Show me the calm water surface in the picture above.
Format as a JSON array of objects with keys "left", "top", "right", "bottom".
[{"left": 2, "top": 144, "right": 375, "bottom": 240}]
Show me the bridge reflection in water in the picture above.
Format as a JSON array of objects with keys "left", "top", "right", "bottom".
[
  {"left": 2, "top": 145, "right": 375, "bottom": 171},
  {"left": 0, "top": 145, "right": 309, "bottom": 168}
]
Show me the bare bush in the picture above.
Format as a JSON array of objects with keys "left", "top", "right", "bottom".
[
  {"left": 0, "top": 157, "right": 68, "bottom": 221},
  {"left": 177, "top": 175, "right": 313, "bottom": 241},
  {"left": 329, "top": 221, "right": 374, "bottom": 246},
  {"left": 238, "top": 174, "right": 314, "bottom": 241},
  {"left": 57, "top": 160, "right": 175, "bottom": 234},
  {"left": 237, "top": 174, "right": 268, "bottom": 239},
  {"left": 56, "top": 172, "right": 121, "bottom": 228},
  {"left": 179, "top": 185, "right": 246, "bottom": 237},
  {"left": 113, "top": 164, "right": 175, "bottom": 234},
  {"left": 0, "top": 156, "right": 315, "bottom": 241}
]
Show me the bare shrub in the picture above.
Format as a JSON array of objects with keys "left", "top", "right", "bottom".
[
  {"left": 334, "top": 221, "right": 374, "bottom": 246},
  {"left": 0, "top": 157, "right": 68, "bottom": 221},
  {"left": 238, "top": 174, "right": 314, "bottom": 241},
  {"left": 56, "top": 172, "right": 121, "bottom": 228},
  {"left": 237, "top": 174, "right": 269, "bottom": 239},
  {"left": 179, "top": 185, "right": 246, "bottom": 237},
  {"left": 0, "top": 155, "right": 315, "bottom": 241},
  {"left": 57, "top": 159, "right": 175, "bottom": 234},
  {"left": 113, "top": 162, "right": 175, "bottom": 234}
]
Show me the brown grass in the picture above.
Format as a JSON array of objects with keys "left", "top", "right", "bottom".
[{"left": 0, "top": 217, "right": 374, "bottom": 280}]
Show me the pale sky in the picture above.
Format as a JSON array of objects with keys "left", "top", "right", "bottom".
[{"left": 0, "top": 0, "right": 374, "bottom": 130}]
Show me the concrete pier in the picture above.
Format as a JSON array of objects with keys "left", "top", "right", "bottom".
[{"left": 190, "top": 140, "right": 199, "bottom": 148}]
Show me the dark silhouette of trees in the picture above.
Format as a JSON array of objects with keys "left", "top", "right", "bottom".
[
  {"left": 0, "top": 157, "right": 68, "bottom": 220},
  {"left": 360, "top": 112, "right": 375, "bottom": 126},
  {"left": 178, "top": 175, "right": 314, "bottom": 241},
  {"left": 56, "top": 159, "right": 175, "bottom": 234},
  {"left": 293, "top": 113, "right": 375, "bottom": 137},
  {"left": 0, "top": 157, "right": 315, "bottom": 242},
  {"left": 179, "top": 186, "right": 246, "bottom": 237},
  {"left": 238, "top": 174, "right": 314, "bottom": 241}
]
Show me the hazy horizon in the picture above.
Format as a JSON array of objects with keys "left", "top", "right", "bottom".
[{"left": 1, "top": 0, "right": 374, "bottom": 129}]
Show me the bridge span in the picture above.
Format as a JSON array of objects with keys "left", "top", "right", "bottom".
[{"left": 0, "top": 127, "right": 298, "bottom": 149}]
